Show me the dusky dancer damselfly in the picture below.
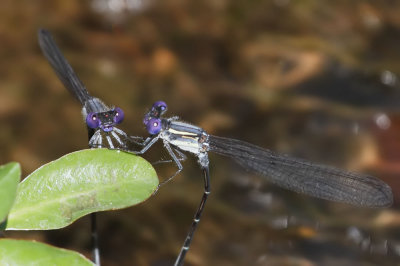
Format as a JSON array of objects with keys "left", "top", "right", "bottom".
[
  {"left": 137, "top": 100, "right": 393, "bottom": 266},
  {"left": 38, "top": 29, "right": 132, "bottom": 266}
]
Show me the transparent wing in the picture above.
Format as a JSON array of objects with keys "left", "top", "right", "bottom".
[
  {"left": 208, "top": 135, "right": 392, "bottom": 207},
  {"left": 38, "top": 29, "right": 91, "bottom": 105}
]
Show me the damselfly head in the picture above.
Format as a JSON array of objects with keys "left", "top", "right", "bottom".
[
  {"left": 142, "top": 101, "right": 167, "bottom": 133},
  {"left": 151, "top": 101, "right": 168, "bottom": 117},
  {"left": 86, "top": 107, "right": 124, "bottom": 132},
  {"left": 143, "top": 100, "right": 167, "bottom": 126}
]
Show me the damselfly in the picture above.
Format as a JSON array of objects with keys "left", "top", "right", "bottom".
[
  {"left": 38, "top": 29, "right": 131, "bottom": 265},
  {"left": 137, "top": 100, "right": 393, "bottom": 266}
]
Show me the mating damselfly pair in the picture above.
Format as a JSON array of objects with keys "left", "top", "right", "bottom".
[{"left": 38, "top": 29, "right": 393, "bottom": 266}]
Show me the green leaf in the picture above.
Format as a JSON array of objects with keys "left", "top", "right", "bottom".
[
  {"left": 0, "top": 162, "right": 20, "bottom": 222},
  {"left": 5, "top": 149, "right": 158, "bottom": 230},
  {"left": 0, "top": 239, "right": 94, "bottom": 265}
]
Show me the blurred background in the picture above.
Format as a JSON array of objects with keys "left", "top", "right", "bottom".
[{"left": 1, "top": 0, "right": 400, "bottom": 265}]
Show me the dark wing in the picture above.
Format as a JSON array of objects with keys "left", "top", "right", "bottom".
[
  {"left": 208, "top": 135, "right": 393, "bottom": 207},
  {"left": 38, "top": 28, "right": 91, "bottom": 105}
]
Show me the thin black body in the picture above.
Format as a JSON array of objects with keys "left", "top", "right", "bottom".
[{"left": 138, "top": 101, "right": 393, "bottom": 266}]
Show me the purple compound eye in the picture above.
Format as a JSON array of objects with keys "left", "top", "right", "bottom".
[
  {"left": 86, "top": 112, "right": 100, "bottom": 129},
  {"left": 146, "top": 118, "right": 162, "bottom": 135},
  {"left": 152, "top": 101, "right": 167, "bottom": 113},
  {"left": 113, "top": 107, "right": 124, "bottom": 124}
]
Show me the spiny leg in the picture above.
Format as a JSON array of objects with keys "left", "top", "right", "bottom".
[
  {"left": 105, "top": 135, "right": 114, "bottom": 148},
  {"left": 174, "top": 159, "right": 211, "bottom": 266},
  {"left": 89, "top": 130, "right": 102, "bottom": 148},
  {"left": 136, "top": 135, "right": 160, "bottom": 154},
  {"left": 128, "top": 135, "right": 146, "bottom": 146},
  {"left": 156, "top": 142, "right": 184, "bottom": 189},
  {"left": 112, "top": 127, "right": 136, "bottom": 148},
  {"left": 97, "top": 135, "right": 158, "bottom": 154},
  {"left": 152, "top": 148, "right": 187, "bottom": 166},
  {"left": 113, "top": 127, "right": 127, "bottom": 137},
  {"left": 111, "top": 131, "right": 123, "bottom": 146},
  {"left": 150, "top": 142, "right": 185, "bottom": 198}
]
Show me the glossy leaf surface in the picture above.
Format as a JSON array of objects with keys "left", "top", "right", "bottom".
[{"left": 5, "top": 149, "right": 158, "bottom": 230}]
